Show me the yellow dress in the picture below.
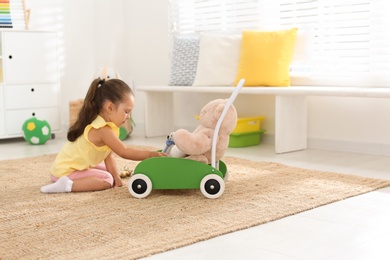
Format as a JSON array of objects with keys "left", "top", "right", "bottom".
[{"left": 50, "top": 115, "right": 119, "bottom": 178}]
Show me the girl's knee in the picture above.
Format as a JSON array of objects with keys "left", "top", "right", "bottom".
[{"left": 105, "top": 174, "right": 114, "bottom": 187}]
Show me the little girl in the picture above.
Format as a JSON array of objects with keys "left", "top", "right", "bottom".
[{"left": 41, "top": 78, "right": 166, "bottom": 193}]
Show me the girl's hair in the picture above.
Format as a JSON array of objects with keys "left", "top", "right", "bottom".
[{"left": 67, "top": 78, "right": 134, "bottom": 142}]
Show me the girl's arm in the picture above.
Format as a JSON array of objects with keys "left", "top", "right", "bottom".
[
  {"left": 104, "top": 152, "right": 123, "bottom": 187},
  {"left": 97, "top": 126, "right": 166, "bottom": 161}
]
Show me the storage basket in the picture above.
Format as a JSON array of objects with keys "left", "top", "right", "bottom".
[
  {"left": 228, "top": 129, "right": 266, "bottom": 147},
  {"left": 232, "top": 116, "right": 266, "bottom": 134}
]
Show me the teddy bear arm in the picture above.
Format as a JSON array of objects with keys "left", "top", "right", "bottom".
[{"left": 174, "top": 129, "right": 213, "bottom": 155}]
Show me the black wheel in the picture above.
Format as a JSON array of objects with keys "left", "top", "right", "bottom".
[
  {"left": 200, "top": 174, "right": 225, "bottom": 199},
  {"left": 128, "top": 174, "right": 152, "bottom": 198}
]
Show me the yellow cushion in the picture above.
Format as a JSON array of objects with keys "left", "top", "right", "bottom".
[{"left": 235, "top": 28, "right": 298, "bottom": 86}]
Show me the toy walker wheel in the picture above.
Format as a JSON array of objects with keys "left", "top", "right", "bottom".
[
  {"left": 128, "top": 174, "right": 152, "bottom": 198},
  {"left": 200, "top": 174, "right": 225, "bottom": 199}
]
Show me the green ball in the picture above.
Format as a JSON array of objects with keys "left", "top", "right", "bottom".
[{"left": 22, "top": 117, "right": 52, "bottom": 145}]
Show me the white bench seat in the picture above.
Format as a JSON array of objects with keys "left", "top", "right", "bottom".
[{"left": 137, "top": 85, "right": 390, "bottom": 153}]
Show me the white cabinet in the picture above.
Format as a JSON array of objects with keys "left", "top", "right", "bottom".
[
  {"left": 0, "top": 85, "right": 5, "bottom": 136},
  {"left": 0, "top": 31, "right": 60, "bottom": 139}
]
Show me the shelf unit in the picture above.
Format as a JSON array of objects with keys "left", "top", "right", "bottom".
[{"left": 0, "top": 30, "right": 60, "bottom": 139}]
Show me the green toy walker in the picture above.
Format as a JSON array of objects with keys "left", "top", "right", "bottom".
[{"left": 128, "top": 79, "right": 245, "bottom": 199}]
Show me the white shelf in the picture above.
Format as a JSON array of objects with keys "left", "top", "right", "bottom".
[
  {"left": 137, "top": 85, "right": 390, "bottom": 98},
  {"left": 0, "top": 31, "right": 60, "bottom": 139}
]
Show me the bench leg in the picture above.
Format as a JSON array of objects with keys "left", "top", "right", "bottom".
[
  {"left": 143, "top": 92, "right": 174, "bottom": 137},
  {"left": 275, "top": 95, "right": 308, "bottom": 153}
]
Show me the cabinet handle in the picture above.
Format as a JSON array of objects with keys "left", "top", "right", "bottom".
[
  {"left": 31, "top": 88, "right": 34, "bottom": 92},
  {"left": 32, "top": 112, "right": 35, "bottom": 116},
  {"left": 8, "top": 55, "right": 12, "bottom": 59}
]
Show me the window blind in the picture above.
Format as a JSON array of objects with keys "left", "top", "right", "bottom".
[
  {"left": 169, "top": 0, "right": 390, "bottom": 87},
  {"left": 169, "top": 0, "right": 262, "bottom": 34}
]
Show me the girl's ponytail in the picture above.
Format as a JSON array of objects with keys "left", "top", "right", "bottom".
[
  {"left": 67, "top": 78, "right": 133, "bottom": 142},
  {"left": 67, "top": 78, "right": 101, "bottom": 141}
]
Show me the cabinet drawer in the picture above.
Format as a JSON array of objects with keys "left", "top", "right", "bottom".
[
  {"left": 5, "top": 84, "right": 59, "bottom": 109},
  {"left": 3, "top": 31, "right": 58, "bottom": 84},
  {"left": 0, "top": 85, "right": 5, "bottom": 136},
  {"left": 6, "top": 107, "right": 60, "bottom": 135}
]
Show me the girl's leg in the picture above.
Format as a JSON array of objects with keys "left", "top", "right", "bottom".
[
  {"left": 67, "top": 167, "right": 114, "bottom": 192},
  {"left": 71, "top": 176, "right": 111, "bottom": 192},
  {"left": 41, "top": 165, "right": 113, "bottom": 193}
]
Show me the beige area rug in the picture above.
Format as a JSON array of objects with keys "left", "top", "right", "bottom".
[{"left": 1, "top": 152, "right": 390, "bottom": 259}]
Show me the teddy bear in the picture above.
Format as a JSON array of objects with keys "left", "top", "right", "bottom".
[{"left": 164, "top": 98, "right": 237, "bottom": 164}]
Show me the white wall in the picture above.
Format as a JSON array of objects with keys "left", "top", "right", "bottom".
[
  {"left": 27, "top": 0, "right": 132, "bottom": 129},
  {"left": 28, "top": 0, "right": 98, "bottom": 129},
  {"left": 122, "top": 0, "right": 170, "bottom": 126},
  {"left": 308, "top": 97, "right": 390, "bottom": 154},
  {"left": 26, "top": 0, "right": 390, "bottom": 155},
  {"left": 27, "top": 0, "right": 170, "bottom": 130}
]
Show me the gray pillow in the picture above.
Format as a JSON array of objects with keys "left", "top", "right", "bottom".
[{"left": 169, "top": 35, "right": 199, "bottom": 86}]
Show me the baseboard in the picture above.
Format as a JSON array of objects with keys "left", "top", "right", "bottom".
[
  {"left": 261, "top": 135, "right": 390, "bottom": 156},
  {"left": 308, "top": 138, "right": 390, "bottom": 156}
]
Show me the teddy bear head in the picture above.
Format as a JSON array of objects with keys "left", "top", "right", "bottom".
[{"left": 199, "top": 98, "right": 237, "bottom": 135}]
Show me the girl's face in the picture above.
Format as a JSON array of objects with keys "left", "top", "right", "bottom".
[{"left": 107, "top": 94, "right": 135, "bottom": 127}]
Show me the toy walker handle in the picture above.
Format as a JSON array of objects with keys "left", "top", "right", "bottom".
[{"left": 211, "top": 79, "right": 245, "bottom": 168}]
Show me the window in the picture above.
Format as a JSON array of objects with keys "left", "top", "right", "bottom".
[{"left": 169, "top": 0, "right": 390, "bottom": 87}]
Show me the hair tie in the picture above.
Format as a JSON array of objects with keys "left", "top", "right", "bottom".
[{"left": 98, "top": 78, "right": 105, "bottom": 88}]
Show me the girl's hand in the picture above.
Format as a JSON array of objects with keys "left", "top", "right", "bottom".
[
  {"left": 113, "top": 175, "right": 123, "bottom": 188},
  {"left": 150, "top": 151, "right": 168, "bottom": 158}
]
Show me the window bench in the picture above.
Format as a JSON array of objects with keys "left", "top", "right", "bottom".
[{"left": 137, "top": 85, "right": 390, "bottom": 154}]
